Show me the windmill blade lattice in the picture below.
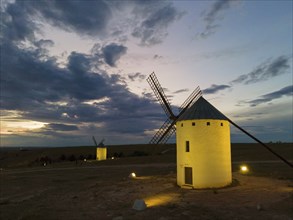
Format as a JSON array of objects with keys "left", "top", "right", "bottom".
[
  {"left": 179, "top": 86, "right": 202, "bottom": 114},
  {"left": 147, "top": 72, "right": 201, "bottom": 144},
  {"left": 149, "top": 118, "right": 176, "bottom": 144},
  {"left": 92, "top": 136, "right": 98, "bottom": 147},
  {"left": 147, "top": 72, "right": 175, "bottom": 119}
]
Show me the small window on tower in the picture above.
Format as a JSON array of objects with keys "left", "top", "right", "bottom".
[
  {"left": 192, "top": 122, "right": 195, "bottom": 126},
  {"left": 186, "top": 141, "right": 190, "bottom": 152},
  {"left": 207, "top": 122, "right": 210, "bottom": 126},
  {"left": 181, "top": 123, "right": 183, "bottom": 127},
  {"left": 221, "top": 123, "right": 223, "bottom": 126}
]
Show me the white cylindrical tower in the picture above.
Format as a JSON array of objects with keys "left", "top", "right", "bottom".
[{"left": 176, "top": 97, "right": 232, "bottom": 189}]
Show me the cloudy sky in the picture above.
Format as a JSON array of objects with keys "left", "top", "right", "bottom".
[{"left": 1, "top": 0, "right": 292, "bottom": 147}]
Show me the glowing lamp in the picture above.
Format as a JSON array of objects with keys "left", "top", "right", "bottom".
[
  {"left": 129, "top": 172, "right": 136, "bottom": 178},
  {"left": 240, "top": 165, "right": 249, "bottom": 173}
]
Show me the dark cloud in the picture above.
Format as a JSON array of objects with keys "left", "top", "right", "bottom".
[
  {"left": 153, "top": 54, "right": 163, "bottom": 59},
  {"left": 245, "top": 85, "right": 293, "bottom": 107},
  {"left": 203, "top": 84, "right": 231, "bottom": 95},
  {"left": 231, "top": 56, "right": 291, "bottom": 85},
  {"left": 2, "top": 0, "right": 180, "bottom": 48},
  {"left": 0, "top": 0, "right": 185, "bottom": 145},
  {"left": 128, "top": 72, "right": 146, "bottom": 82},
  {"left": 1, "top": 0, "right": 112, "bottom": 42},
  {"left": 0, "top": 0, "right": 162, "bottom": 137},
  {"left": 34, "top": 39, "right": 54, "bottom": 48},
  {"left": 204, "top": 0, "right": 232, "bottom": 23},
  {"left": 102, "top": 43, "right": 127, "bottom": 67},
  {"left": 131, "top": 2, "right": 183, "bottom": 46},
  {"left": 32, "top": 0, "right": 111, "bottom": 37},
  {"left": 1, "top": 1, "right": 36, "bottom": 42},
  {"left": 197, "top": 0, "right": 239, "bottom": 39},
  {"left": 0, "top": 37, "right": 164, "bottom": 143},
  {"left": 0, "top": 0, "right": 183, "bottom": 146},
  {"left": 142, "top": 91, "right": 154, "bottom": 100},
  {"left": 1, "top": 42, "right": 110, "bottom": 110},
  {"left": 173, "top": 89, "right": 189, "bottom": 94}
]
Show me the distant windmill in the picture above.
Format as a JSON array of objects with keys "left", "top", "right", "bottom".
[
  {"left": 93, "top": 136, "right": 107, "bottom": 161},
  {"left": 147, "top": 72, "right": 292, "bottom": 189}
]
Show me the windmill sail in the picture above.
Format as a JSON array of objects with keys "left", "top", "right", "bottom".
[
  {"left": 147, "top": 72, "right": 175, "bottom": 119},
  {"left": 149, "top": 118, "right": 176, "bottom": 144},
  {"left": 147, "top": 72, "right": 202, "bottom": 144},
  {"left": 93, "top": 136, "right": 105, "bottom": 147},
  {"left": 98, "top": 138, "right": 105, "bottom": 147},
  {"left": 92, "top": 136, "right": 98, "bottom": 147},
  {"left": 179, "top": 86, "right": 202, "bottom": 113}
]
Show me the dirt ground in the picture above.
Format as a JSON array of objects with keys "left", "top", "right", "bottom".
[{"left": 1, "top": 158, "right": 292, "bottom": 220}]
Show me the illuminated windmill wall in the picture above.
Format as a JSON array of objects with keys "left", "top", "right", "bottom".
[
  {"left": 96, "top": 147, "right": 107, "bottom": 161},
  {"left": 176, "top": 97, "right": 231, "bottom": 188}
]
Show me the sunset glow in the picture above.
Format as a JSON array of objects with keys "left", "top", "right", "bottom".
[{"left": 1, "top": 121, "right": 47, "bottom": 135}]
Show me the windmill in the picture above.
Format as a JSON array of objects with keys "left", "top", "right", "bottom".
[
  {"left": 148, "top": 72, "right": 231, "bottom": 188},
  {"left": 147, "top": 72, "right": 292, "bottom": 189},
  {"left": 147, "top": 72, "right": 202, "bottom": 144},
  {"left": 93, "top": 136, "right": 107, "bottom": 161}
]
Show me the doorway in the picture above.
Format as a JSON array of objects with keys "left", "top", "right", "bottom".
[{"left": 184, "top": 167, "right": 193, "bottom": 185}]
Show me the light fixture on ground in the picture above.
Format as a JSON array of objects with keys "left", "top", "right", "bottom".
[
  {"left": 240, "top": 165, "right": 249, "bottom": 173},
  {"left": 129, "top": 172, "right": 136, "bottom": 179}
]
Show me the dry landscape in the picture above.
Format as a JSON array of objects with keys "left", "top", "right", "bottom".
[{"left": 0, "top": 143, "right": 292, "bottom": 220}]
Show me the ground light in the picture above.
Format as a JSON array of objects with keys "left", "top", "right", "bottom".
[
  {"left": 240, "top": 165, "right": 249, "bottom": 174},
  {"left": 129, "top": 172, "right": 136, "bottom": 179}
]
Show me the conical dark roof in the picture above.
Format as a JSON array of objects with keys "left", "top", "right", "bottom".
[{"left": 178, "top": 96, "right": 227, "bottom": 121}]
